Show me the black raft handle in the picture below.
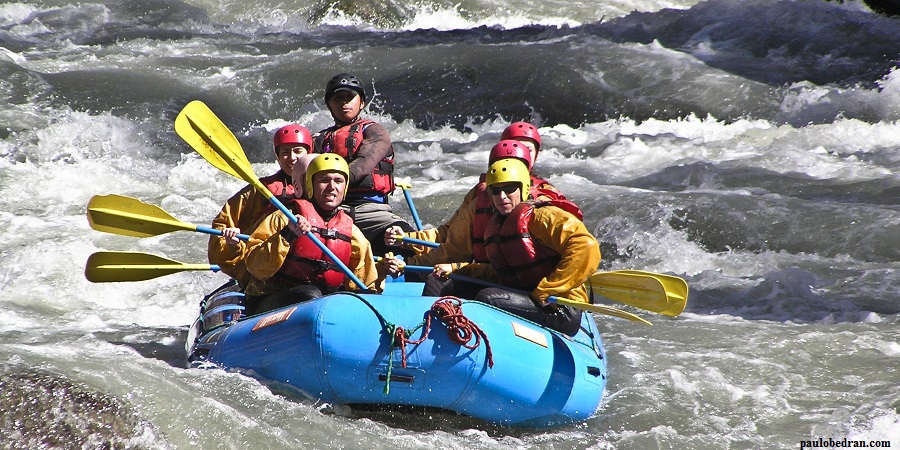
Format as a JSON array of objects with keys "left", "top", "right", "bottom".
[{"left": 378, "top": 374, "right": 415, "bottom": 383}]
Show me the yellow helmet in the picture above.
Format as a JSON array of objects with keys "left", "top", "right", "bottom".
[
  {"left": 305, "top": 154, "right": 350, "bottom": 200},
  {"left": 486, "top": 158, "right": 531, "bottom": 202}
]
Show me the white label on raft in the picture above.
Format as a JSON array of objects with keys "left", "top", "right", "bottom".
[
  {"left": 252, "top": 306, "right": 298, "bottom": 331},
  {"left": 511, "top": 322, "right": 548, "bottom": 348}
]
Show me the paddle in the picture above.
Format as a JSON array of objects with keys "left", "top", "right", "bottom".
[
  {"left": 445, "top": 273, "right": 651, "bottom": 325},
  {"left": 392, "top": 235, "right": 440, "bottom": 248},
  {"left": 393, "top": 261, "right": 685, "bottom": 318},
  {"left": 87, "top": 194, "right": 250, "bottom": 241},
  {"left": 395, "top": 182, "right": 423, "bottom": 230},
  {"left": 379, "top": 259, "right": 650, "bottom": 324},
  {"left": 85, "top": 251, "right": 219, "bottom": 283},
  {"left": 589, "top": 270, "right": 688, "bottom": 317},
  {"left": 174, "top": 100, "right": 366, "bottom": 288}
]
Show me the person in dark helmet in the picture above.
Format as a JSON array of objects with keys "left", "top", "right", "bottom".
[{"left": 314, "top": 73, "right": 415, "bottom": 257}]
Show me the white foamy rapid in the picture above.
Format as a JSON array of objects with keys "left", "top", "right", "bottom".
[{"left": 2, "top": 0, "right": 899, "bottom": 448}]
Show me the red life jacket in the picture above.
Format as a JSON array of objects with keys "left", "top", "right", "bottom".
[
  {"left": 259, "top": 171, "right": 296, "bottom": 219},
  {"left": 315, "top": 119, "right": 395, "bottom": 196},
  {"left": 470, "top": 182, "right": 493, "bottom": 263},
  {"left": 528, "top": 175, "right": 584, "bottom": 221},
  {"left": 274, "top": 199, "right": 353, "bottom": 290},
  {"left": 483, "top": 202, "right": 561, "bottom": 290},
  {"left": 472, "top": 173, "right": 582, "bottom": 262}
]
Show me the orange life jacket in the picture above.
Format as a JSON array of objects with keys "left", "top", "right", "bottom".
[
  {"left": 316, "top": 119, "right": 395, "bottom": 196},
  {"left": 275, "top": 199, "right": 353, "bottom": 290},
  {"left": 483, "top": 202, "right": 561, "bottom": 289}
]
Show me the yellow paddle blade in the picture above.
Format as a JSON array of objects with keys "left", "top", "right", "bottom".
[
  {"left": 173, "top": 101, "right": 366, "bottom": 290},
  {"left": 85, "top": 251, "right": 217, "bottom": 283},
  {"left": 613, "top": 270, "right": 688, "bottom": 314},
  {"left": 87, "top": 194, "right": 195, "bottom": 238},
  {"left": 174, "top": 100, "right": 270, "bottom": 197},
  {"left": 589, "top": 271, "right": 687, "bottom": 317},
  {"left": 554, "top": 297, "right": 652, "bottom": 326}
]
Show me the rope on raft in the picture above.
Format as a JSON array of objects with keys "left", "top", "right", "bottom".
[{"left": 384, "top": 296, "right": 494, "bottom": 394}]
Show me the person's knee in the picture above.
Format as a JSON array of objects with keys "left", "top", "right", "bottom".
[
  {"left": 548, "top": 307, "right": 583, "bottom": 336},
  {"left": 474, "top": 288, "right": 583, "bottom": 336},
  {"left": 252, "top": 285, "right": 322, "bottom": 315},
  {"left": 288, "top": 284, "right": 323, "bottom": 302},
  {"left": 475, "top": 288, "right": 526, "bottom": 309},
  {"left": 423, "top": 275, "right": 448, "bottom": 297}
]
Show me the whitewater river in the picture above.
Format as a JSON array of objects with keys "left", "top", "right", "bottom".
[{"left": 1, "top": 0, "right": 899, "bottom": 448}]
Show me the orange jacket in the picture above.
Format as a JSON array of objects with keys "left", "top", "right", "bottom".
[{"left": 207, "top": 171, "right": 292, "bottom": 287}]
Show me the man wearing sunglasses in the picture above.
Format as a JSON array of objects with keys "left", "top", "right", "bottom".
[
  {"left": 383, "top": 136, "right": 583, "bottom": 293},
  {"left": 386, "top": 158, "right": 599, "bottom": 336}
]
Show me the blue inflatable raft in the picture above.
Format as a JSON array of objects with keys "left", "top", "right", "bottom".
[{"left": 186, "top": 282, "right": 607, "bottom": 428}]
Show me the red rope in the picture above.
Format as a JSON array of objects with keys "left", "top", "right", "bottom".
[
  {"left": 391, "top": 325, "right": 413, "bottom": 368},
  {"left": 395, "top": 297, "right": 493, "bottom": 368}
]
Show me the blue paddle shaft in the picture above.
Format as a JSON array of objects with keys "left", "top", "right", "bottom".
[
  {"left": 400, "top": 264, "right": 433, "bottom": 272},
  {"left": 400, "top": 235, "right": 440, "bottom": 248},
  {"left": 267, "top": 196, "right": 367, "bottom": 289},
  {"left": 401, "top": 187, "right": 423, "bottom": 230},
  {"left": 196, "top": 225, "right": 251, "bottom": 241}
]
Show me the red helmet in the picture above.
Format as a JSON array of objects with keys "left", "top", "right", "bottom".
[
  {"left": 489, "top": 139, "right": 533, "bottom": 169},
  {"left": 500, "top": 121, "right": 541, "bottom": 152},
  {"left": 273, "top": 124, "right": 313, "bottom": 152}
]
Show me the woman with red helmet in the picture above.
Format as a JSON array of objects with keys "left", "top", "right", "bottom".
[
  {"left": 207, "top": 124, "right": 314, "bottom": 289},
  {"left": 500, "top": 121, "right": 541, "bottom": 165}
]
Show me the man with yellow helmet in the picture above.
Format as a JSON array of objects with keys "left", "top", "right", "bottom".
[
  {"left": 383, "top": 123, "right": 583, "bottom": 275},
  {"left": 242, "top": 154, "right": 382, "bottom": 315},
  {"left": 390, "top": 158, "right": 600, "bottom": 336}
]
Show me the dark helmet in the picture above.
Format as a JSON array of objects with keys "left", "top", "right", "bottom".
[{"left": 324, "top": 73, "right": 366, "bottom": 103}]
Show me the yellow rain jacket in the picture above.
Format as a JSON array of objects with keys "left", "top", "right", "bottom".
[
  {"left": 402, "top": 178, "right": 569, "bottom": 259},
  {"left": 456, "top": 204, "right": 600, "bottom": 306},
  {"left": 405, "top": 191, "right": 477, "bottom": 268},
  {"left": 242, "top": 209, "right": 382, "bottom": 297},
  {"left": 404, "top": 183, "right": 480, "bottom": 247},
  {"left": 207, "top": 182, "right": 279, "bottom": 287}
]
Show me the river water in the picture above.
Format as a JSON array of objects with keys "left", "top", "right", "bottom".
[{"left": 1, "top": 0, "right": 899, "bottom": 448}]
